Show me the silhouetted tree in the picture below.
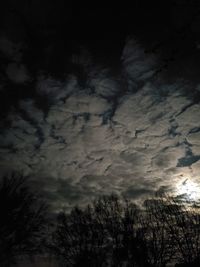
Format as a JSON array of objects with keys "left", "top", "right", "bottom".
[
  {"left": 149, "top": 195, "right": 200, "bottom": 267},
  {"left": 93, "top": 194, "right": 140, "bottom": 267},
  {"left": 92, "top": 194, "right": 175, "bottom": 267},
  {"left": 141, "top": 198, "right": 177, "bottom": 267},
  {"left": 51, "top": 194, "right": 146, "bottom": 266},
  {"left": 50, "top": 193, "right": 200, "bottom": 267},
  {"left": 51, "top": 204, "right": 108, "bottom": 267},
  {"left": 0, "top": 173, "right": 47, "bottom": 267}
]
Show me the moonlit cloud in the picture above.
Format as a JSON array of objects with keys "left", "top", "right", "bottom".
[
  {"left": 36, "top": 75, "right": 77, "bottom": 102},
  {"left": 1, "top": 38, "right": 200, "bottom": 212},
  {"left": 121, "top": 38, "right": 158, "bottom": 84}
]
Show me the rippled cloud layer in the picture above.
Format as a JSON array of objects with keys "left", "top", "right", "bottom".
[{"left": 1, "top": 38, "right": 200, "bottom": 211}]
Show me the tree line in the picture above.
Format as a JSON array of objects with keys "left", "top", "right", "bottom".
[{"left": 1, "top": 173, "right": 200, "bottom": 267}]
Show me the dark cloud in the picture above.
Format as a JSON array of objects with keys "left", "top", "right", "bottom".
[{"left": 123, "top": 186, "right": 154, "bottom": 199}]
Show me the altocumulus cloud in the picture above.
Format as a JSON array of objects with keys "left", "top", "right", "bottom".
[{"left": 1, "top": 38, "right": 200, "bottom": 212}]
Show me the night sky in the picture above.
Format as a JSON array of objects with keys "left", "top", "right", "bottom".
[{"left": 1, "top": 1, "right": 200, "bottom": 212}]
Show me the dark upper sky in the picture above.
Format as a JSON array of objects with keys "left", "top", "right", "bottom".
[
  {"left": 1, "top": 1, "right": 200, "bottom": 211},
  {"left": 1, "top": 1, "right": 200, "bottom": 71}
]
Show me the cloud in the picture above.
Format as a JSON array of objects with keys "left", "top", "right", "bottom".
[
  {"left": 36, "top": 75, "right": 78, "bottom": 102},
  {"left": 89, "top": 72, "right": 120, "bottom": 99},
  {"left": 0, "top": 36, "right": 30, "bottom": 85},
  {"left": 1, "top": 38, "right": 200, "bottom": 212},
  {"left": 121, "top": 38, "right": 158, "bottom": 83},
  {"left": 5, "top": 63, "right": 30, "bottom": 84},
  {"left": 0, "top": 36, "right": 23, "bottom": 61}
]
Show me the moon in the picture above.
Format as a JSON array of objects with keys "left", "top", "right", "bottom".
[{"left": 176, "top": 179, "right": 200, "bottom": 201}]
